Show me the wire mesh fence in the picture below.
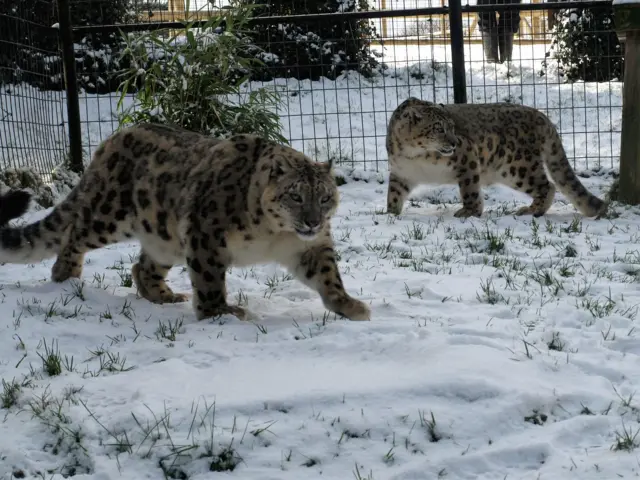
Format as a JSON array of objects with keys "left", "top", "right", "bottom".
[
  {"left": 0, "top": 0, "right": 625, "bottom": 177},
  {"left": 0, "top": 0, "right": 68, "bottom": 177}
]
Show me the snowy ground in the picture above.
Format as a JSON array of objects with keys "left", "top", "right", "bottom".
[
  {"left": 0, "top": 41, "right": 636, "bottom": 480},
  {"left": 4, "top": 173, "right": 640, "bottom": 480}
]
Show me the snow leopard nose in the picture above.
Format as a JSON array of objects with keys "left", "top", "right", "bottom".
[
  {"left": 445, "top": 131, "right": 457, "bottom": 146},
  {"left": 303, "top": 220, "right": 321, "bottom": 232}
]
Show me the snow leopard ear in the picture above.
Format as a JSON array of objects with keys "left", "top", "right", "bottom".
[
  {"left": 270, "top": 153, "right": 296, "bottom": 178},
  {"left": 326, "top": 155, "right": 334, "bottom": 170},
  {"left": 403, "top": 107, "right": 422, "bottom": 125}
]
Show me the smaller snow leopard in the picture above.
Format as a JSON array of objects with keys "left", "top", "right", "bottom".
[
  {"left": 386, "top": 97, "right": 608, "bottom": 218},
  {"left": 0, "top": 123, "right": 370, "bottom": 322}
]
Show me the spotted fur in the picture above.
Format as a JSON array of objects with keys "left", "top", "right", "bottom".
[
  {"left": 0, "top": 123, "right": 370, "bottom": 322},
  {"left": 386, "top": 97, "right": 608, "bottom": 218}
]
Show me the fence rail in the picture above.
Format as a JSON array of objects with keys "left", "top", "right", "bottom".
[{"left": 0, "top": 0, "right": 624, "bottom": 179}]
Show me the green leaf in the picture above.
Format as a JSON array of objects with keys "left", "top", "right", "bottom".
[{"left": 114, "top": 0, "right": 285, "bottom": 141}]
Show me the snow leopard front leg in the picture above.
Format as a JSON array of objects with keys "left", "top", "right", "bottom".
[
  {"left": 282, "top": 240, "right": 371, "bottom": 321},
  {"left": 387, "top": 172, "right": 416, "bottom": 215},
  {"left": 183, "top": 218, "right": 246, "bottom": 321},
  {"left": 132, "top": 249, "right": 189, "bottom": 304}
]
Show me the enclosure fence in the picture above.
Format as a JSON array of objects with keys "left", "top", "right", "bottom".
[
  {"left": 0, "top": 0, "right": 68, "bottom": 177},
  {"left": 0, "top": 0, "right": 624, "bottom": 177}
]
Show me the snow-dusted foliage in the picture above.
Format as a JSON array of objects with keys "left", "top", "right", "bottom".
[
  {"left": 116, "top": 2, "right": 287, "bottom": 143},
  {"left": 541, "top": 5, "right": 623, "bottom": 82},
  {"left": 2, "top": 0, "right": 382, "bottom": 91},
  {"left": 233, "top": 0, "right": 382, "bottom": 81},
  {"left": 0, "top": 0, "right": 137, "bottom": 92},
  {"left": 0, "top": 165, "right": 80, "bottom": 208}
]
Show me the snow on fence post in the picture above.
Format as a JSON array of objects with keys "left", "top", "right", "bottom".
[
  {"left": 57, "top": 0, "right": 84, "bottom": 173},
  {"left": 614, "top": 0, "right": 640, "bottom": 204}
]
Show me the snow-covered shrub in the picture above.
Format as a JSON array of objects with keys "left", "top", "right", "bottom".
[
  {"left": 242, "top": 0, "right": 382, "bottom": 81},
  {"left": 541, "top": 5, "right": 623, "bottom": 82},
  {"left": 3, "top": 0, "right": 382, "bottom": 90},
  {"left": 71, "top": 2, "right": 177, "bottom": 94},
  {"left": 0, "top": 166, "right": 80, "bottom": 208},
  {"left": 116, "top": 1, "right": 287, "bottom": 143},
  {"left": 0, "top": 0, "right": 138, "bottom": 91}
]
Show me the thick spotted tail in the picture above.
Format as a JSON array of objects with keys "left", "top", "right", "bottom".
[
  {"left": 0, "top": 191, "right": 73, "bottom": 264},
  {"left": 0, "top": 189, "right": 31, "bottom": 226},
  {"left": 543, "top": 142, "right": 608, "bottom": 218}
]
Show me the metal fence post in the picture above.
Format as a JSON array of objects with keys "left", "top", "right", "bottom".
[
  {"left": 448, "top": 0, "right": 467, "bottom": 104},
  {"left": 57, "top": 0, "right": 84, "bottom": 173},
  {"left": 614, "top": 0, "right": 640, "bottom": 204}
]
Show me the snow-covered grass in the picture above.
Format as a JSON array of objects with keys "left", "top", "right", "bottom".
[
  {"left": 4, "top": 176, "right": 640, "bottom": 480},
  {"left": 0, "top": 41, "right": 636, "bottom": 480}
]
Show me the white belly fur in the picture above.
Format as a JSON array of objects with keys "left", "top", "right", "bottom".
[
  {"left": 137, "top": 232, "right": 184, "bottom": 265},
  {"left": 226, "top": 232, "right": 307, "bottom": 268},
  {"left": 393, "top": 156, "right": 458, "bottom": 185},
  {"left": 137, "top": 228, "right": 309, "bottom": 270}
]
